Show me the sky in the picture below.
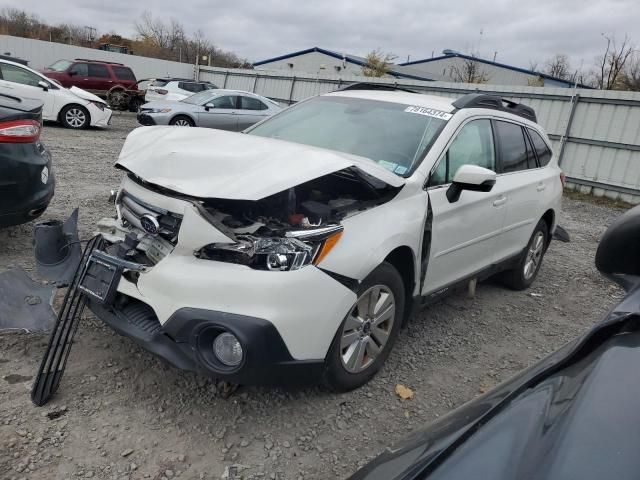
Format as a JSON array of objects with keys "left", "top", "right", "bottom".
[{"left": 10, "top": 0, "right": 640, "bottom": 72}]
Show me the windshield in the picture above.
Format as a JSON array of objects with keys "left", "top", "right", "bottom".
[
  {"left": 248, "top": 96, "right": 448, "bottom": 176},
  {"left": 48, "top": 60, "right": 73, "bottom": 72},
  {"left": 181, "top": 90, "right": 217, "bottom": 105}
]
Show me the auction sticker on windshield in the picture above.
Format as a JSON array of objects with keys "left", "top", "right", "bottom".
[{"left": 404, "top": 106, "right": 452, "bottom": 120}]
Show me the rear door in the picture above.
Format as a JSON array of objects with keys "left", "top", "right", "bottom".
[
  {"left": 236, "top": 95, "right": 270, "bottom": 130},
  {"left": 85, "top": 63, "right": 112, "bottom": 95},
  {"left": 197, "top": 95, "right": 238, "bottom": 130},
  {"left": 423, "top": 118, "right": 508, "bottom": 294},
  {"left": 0, "top": 62, "right": 55, "bottom": 119},
  {"left": 492, "top": 120, "right": 549, "bottom": 261}
]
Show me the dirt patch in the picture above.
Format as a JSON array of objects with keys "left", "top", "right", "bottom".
[{"left": 0, "top": 114, "right": 628, "bottom": 479}]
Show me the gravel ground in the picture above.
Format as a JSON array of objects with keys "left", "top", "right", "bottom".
[{"left": 0, "top": 114, "right": 629, "bottom": 480}]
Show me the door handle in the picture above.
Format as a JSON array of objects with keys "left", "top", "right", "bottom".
[
  {"left": 537, "top": 182, "right": 546, "bottom": 192},
  {"left": 493, "top": 195, "right": 507, "bottom": 207}
]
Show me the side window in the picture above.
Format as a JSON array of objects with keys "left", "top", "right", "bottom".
[
  {"left": 0, "top": 63, "right": 42, "bottom": 87},
  {"left": 495, "top": 121, "right": 529, "bottom": 173},
  {"left": 240, "top": 96, "right": 268, "bottom": 110},
  {"left": 211, "top": 95, "right": 237, "bottom": 109},
  {"left": 528, "top": 129, "right": 553, "bottom": 167},
  {"left": 69, "top": 63, "right": 88, "bottom": 76},
  {"left": 429, "top": 119, "right": 495, "bottom": 186},
  {"left": 112, "top": 67, "right": 135, "bottom": 81},
  {"left": 178, "top": 82, "right": 195, "bottom": 92},
  {"left": 88, "top": 64, "right": 110, "bottom": 78}
]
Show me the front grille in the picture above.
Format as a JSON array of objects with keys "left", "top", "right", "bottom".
[
  {"left": 119, "top": 190, "right": 182, "bottom": 245},
  {"left": 137, "top": 113, "right": 156, "bottom": 126}
]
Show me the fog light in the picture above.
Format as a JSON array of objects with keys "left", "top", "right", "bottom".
[{"left": 213, "top": 332, "right": 243, "bottom": 366}]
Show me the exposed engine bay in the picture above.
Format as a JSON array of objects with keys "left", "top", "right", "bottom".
[{"left": 101, "top": 167, "right": 401, "bottom": 272}]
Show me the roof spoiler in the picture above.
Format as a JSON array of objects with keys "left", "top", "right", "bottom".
[
  {"left": 337, "top": 82, "right": 420, "bottom": 94},
  {"left": 452, "top": 93, "right": 537, "bottom": 122}
]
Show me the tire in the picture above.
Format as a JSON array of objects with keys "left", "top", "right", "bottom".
[
  {"left": 323, "top": 262, "right": 405, "bottom": 392},
  {"left": 170, "top": 115, "right": 195, "bottom": 127},
  {"left": 501, "top": 219, "right": 549, "bottom": 290},
  {"left": 60, "top": 105, "right": 90, "bottom": 129}
]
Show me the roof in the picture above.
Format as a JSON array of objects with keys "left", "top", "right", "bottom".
[
  {"left": 328, "top": 89, "right": 456, "bottom": 112},
  {"left": 400, "top": 53, "right": 590, "bottom": 88},
  {"left": 253, "top": 47, "right": 436, "bottom": 82}
]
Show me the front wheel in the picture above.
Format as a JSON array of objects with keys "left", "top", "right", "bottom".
[
  {"left": 323, "top": 262, "right": 405, "bottom": 392},
  {"left": 60, "top": 105, "right": 90, "bottom": 129},
  {"left": 170, "top": 115, "right": 194, "bottom": 127},
  {"left": 501, "top": 219, "right": 549, "bottom": 290}
]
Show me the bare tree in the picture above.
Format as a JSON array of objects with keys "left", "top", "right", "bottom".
[
  {"left": 593, "top": 34, "right": 634, "bottom": 89},
  {"left": 621, "top": 53, "right": 640, "bottom": 91},
  {"left": 450, "top": 55, "right": 489, "bottom": 83},
  {"left": 544, "top": 54, "right": 572, "bottom": 80},
  {"left": 361, "top": 49, "right": 397, "bottom": 77}
]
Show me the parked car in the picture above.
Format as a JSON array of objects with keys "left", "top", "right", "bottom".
[
  {"left": 77, "top": 86, "right": 563, "bottom": 391},
  {"left": 144, "top": 78, "right": 218, "bottom": 103},
  {"left": 137, "top": 89, "right": 282, "bottom": 130},
  {"left": 0, "top": 59, "right": 112, "bottom": 129},
  {"left": 349, "top": 205, "right": 639, "bottom": 480},
  {"left": 40, "top": 59, "right": 137, "bottom": 108},
  {"left": 0, "top": 93, "right": 54, "bottom": 228}
]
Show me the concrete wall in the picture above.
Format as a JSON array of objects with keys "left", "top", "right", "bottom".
[
  {"left": 199, "top": 66, "right": 640, "bottom": 203},
  {"left": 0, "top": 35, "right": 195, "bottom": 80}
]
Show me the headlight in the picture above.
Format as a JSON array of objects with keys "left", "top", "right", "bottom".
[
  {"left": 146, "top": 108, "right": 172, "bottom": 114},
  {"left": 90, "top": 101, "right": 106, "bottom": 111},
  {"left": 197, "top": 226, "right": 343, "bottom": 271}
]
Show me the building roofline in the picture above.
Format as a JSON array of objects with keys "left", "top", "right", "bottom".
[
  {"left": 253, "top": 47, "right": 435, "bottom": 82},
  {"left": 400, "top": 53, "right": 590, "bottom": 88}
]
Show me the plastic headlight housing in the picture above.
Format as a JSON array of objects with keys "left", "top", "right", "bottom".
[
  {"left": 197, "top": 226, "right": 343, "bottom": 271},
  {"left": 90, "top": 101, "right": 106, "bottom": 111}
]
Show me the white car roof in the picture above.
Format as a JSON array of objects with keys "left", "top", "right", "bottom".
[{"left": 328, "top": 90, "right": 456, "bottom": 112}]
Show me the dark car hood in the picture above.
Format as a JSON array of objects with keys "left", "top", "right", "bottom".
[{"left": 351, "top": 288, "right": 640, "bottom": 480}]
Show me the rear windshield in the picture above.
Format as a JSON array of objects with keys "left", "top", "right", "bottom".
[
  {"left": 112, "top": 66, "right": 136, "bottom": 81},
  {"left": 48, "top": 60, "right": 73, "bottom": 72},
  {"left": 248, "top": 96, "right": 449, "bottom": 177},
  {"left": 150, "top": 79, "right": 169, "bottom": 87}
]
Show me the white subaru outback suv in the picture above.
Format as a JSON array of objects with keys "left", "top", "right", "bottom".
[{"left": 87, "top": 86, "right": 563, "bottom": 391}]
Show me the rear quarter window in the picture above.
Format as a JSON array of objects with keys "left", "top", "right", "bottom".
[
  {"left": 112, "top": 66, "right": 136, "bottom": 81},
  {"left": 528, "top": 129, "right": 553, "bottom": 167}
]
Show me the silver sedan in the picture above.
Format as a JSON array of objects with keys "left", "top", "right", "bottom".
[{"left": 137, "top": 89, "right": 282, "bottom": 131}]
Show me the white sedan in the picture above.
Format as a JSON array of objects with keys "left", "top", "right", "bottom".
[{"left": 0, "top": 59, "right": 112, "bottom": 129}]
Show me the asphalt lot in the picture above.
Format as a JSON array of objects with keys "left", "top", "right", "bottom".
[{"left": 0, "top": 113, "right": 629, "bottom": 479}]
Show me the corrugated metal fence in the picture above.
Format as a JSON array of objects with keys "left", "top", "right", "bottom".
[
  {"left": 200, "top": 66, "right": 640, "bottom": 204},
  {"left": 0, "top": 35, "right": 195, "bottom": 80}
]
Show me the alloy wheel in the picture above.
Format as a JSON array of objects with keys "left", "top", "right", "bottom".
[
  {"left": 174, "top": 119, "right": 192, "bottom": 126},
  {"left": 340, "top": 285, "right": 396, "bottom": 373},
  {"left": 65, "top": 108, "right": 86, "bottom": 128},
  {"left": 524, "top": 231, "right": 545, "bottom": 280}
]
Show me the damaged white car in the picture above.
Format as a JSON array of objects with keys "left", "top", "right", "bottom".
[{"left": 83, "top": 87, "right": 564, "bottom": 391}]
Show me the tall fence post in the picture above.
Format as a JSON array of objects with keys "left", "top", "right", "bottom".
[
  {"left": 288, "top": 76, "right": 296, "bottom": 105},
  {"left": 252, "top": 73, "right": 259, "bottom": 93},
  {"left": 223, "top": 71, "right": 229, "bottom": 88},
  {"left": 558, "top": 94, "right": 580, "bottom": 166}
]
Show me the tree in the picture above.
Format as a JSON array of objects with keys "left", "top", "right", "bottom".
[
  {"left": 544, "top": 54, "right": 572, "bottom": 80},
  {"left": 450, "top": 54, "right": 489, "bottom": 83},
  {"left": 362, "top": 49, "right": 397, "bottom": 77},
  {"left": 621, "top": 53, "right": 640, "bottom": 91},
  {"left": 593, "top": 34, "right": 634, "bottom": 90}
]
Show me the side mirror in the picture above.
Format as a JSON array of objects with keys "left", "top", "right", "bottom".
[
  {"left": 204, "top": 103, "right": 214, "bottom": 111},
  {"left": 446, "top": 165, "right": 496, "bottom": 203},
  {"left": 595, "top": 205, "right": 640, "bottom": 290},
  {"left": 38, "top": 80, "right": 49, "bottom": 91}
]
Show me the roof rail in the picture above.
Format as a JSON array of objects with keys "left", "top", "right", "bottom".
[
  {"left": 74, "top": 58, "right": 124, "bottom": 65},
  {"left": 452, "top": 93, "right": 537, "bottom": 122},
  {"left": 338, "top": 82, "right": 420, "bottom": 94}
]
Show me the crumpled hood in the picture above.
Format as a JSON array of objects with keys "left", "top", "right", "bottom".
[
  {"left": 116, "top": 126, "right": 404, "bottom": 200},
  {"left": 69, "top": 86, "right": 105, "bottom": 104}
]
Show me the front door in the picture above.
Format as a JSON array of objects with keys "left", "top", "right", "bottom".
[
  {"left": 197, "top": 95, "right": 238, "bottom": 130},
  {"left": 422, "top": 118, "right": 508, "bottom": 294}
]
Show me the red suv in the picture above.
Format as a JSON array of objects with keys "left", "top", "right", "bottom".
[{"left": 40, "top": 59, "right": 137, "bottom": 98}]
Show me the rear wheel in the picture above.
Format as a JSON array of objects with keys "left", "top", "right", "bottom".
[
  {"left": 501, "top": 219, "right": 548, "bottom": 290},
  {"left": 323, "top": 262, "right": 405, "bottom": 392},
  {"left": 60, "top": 105, "right": 90, "bottom": 129},
  {"left": 170, "top": 115, "right": 194, "bottom": 127}
]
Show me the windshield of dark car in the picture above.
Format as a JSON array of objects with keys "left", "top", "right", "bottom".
[
  {"left": 181, "top": 91, "right": 217, "bottom": 105},
  {"left": 248, "top": 96, "right": 448, "bottom": 176},
  {"left": 48, "top": 60, "right": 73, "bottom": 72}
]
